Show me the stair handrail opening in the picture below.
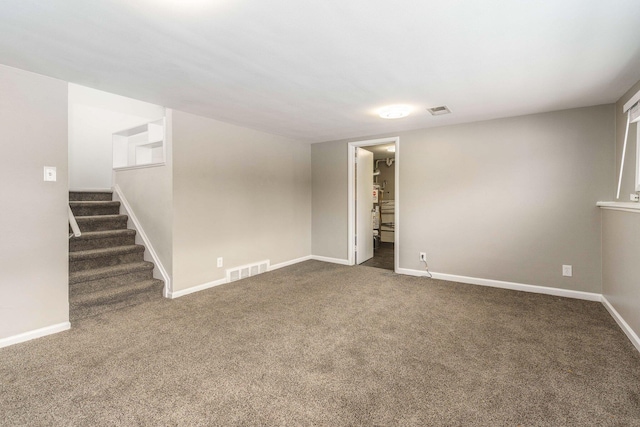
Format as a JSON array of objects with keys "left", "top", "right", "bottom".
[{"left": 68, "top": 205, "right": 81, "bottom": 239}]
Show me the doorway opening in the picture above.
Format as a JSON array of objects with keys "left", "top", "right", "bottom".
[{"left": 348, "top": 137, "right": 399, "bottom": 272}]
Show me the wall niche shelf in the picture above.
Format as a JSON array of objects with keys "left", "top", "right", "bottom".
[
  {"left": 596, "top": 201, "right": 640, "bottom": 214},
  {"left": 113, "top": 118, "right": 165, "bottom": 170}
]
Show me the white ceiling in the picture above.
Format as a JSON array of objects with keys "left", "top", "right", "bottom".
[{"left": 1, "top": 0, "right": 639, "bottom": 143}]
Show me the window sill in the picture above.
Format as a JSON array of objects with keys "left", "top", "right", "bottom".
[{"left": 597, "top": 201, "right": 640, "bottom": 213}]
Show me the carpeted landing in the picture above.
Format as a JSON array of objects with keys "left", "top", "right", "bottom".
[{"left": 2, "top": 261, "right": 639, "bottom": 426}]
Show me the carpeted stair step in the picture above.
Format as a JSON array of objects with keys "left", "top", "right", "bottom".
[
  {"left": 69, "top": 229, "right": 136, "bottom": 252},
  {"left": 71, "top": 278, "right": 163, "bottom": 306},
  {"left": 74, "top": 214, "right": 128, "bottom": 232},
  {"left": 69, "top": 261, "right": 154, "bottom": 289},
  {"left": 69, "top": 191, "right": 113, "bottom": 202},
  {"left": 70, "top": 201, "right": 120, "bottom": 216},
  {"left": 69, "top": 245, "right": 146, "bottom": 272},
  {"left": 70, "top": 279, "right": 164, "bottom": 321},
  {"left": 68, "top": 190, "right": 164, "bottom": 322}
]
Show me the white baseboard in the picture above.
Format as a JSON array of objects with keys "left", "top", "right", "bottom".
[
  {"left": 396, "top": 268, "right": 602, "bottom": 301},
  {"left": 601, "top": 296, "right": 640, "bottom": 353},
  {"left": 269, "top": 255, "right": 312, "bottom": 271},
  {"left": 0, "top": 322, "right": 70, "bottom": 349},
  {"left": 396, "top": 268, "right": 640, "bottom": 353},
  {"left": 113, "top": 185, "right": 172, "bottom": 298},
  {"left": 170, "top": 255, "right": 323, "bottom": 299},
  {"left": 310, "top": 255, "right": 351, "bottom": 265},
  {"left": 169, "top": 278, "right": 227, "bottom": 299}
]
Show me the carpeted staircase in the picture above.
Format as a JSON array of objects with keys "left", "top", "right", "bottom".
[{"left": 69, "top": 191, "right": 163, "bottom": 321}]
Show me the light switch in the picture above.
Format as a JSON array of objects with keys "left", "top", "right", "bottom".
[{"left": 43, "top": 166, "right": 57, "bottom": 182}]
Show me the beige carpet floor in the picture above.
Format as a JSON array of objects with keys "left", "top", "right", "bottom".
[{"left": 1, "top": 260, "right": 639, "bottom": 426}]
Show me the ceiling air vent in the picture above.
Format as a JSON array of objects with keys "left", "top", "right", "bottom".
[{"left": 427, "top": 105, "right": 451, "bottom": 116}]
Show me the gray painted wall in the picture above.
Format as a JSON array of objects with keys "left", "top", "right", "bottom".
[
  {"left": 602, "top": 210, "right": 640, "bottom": 336},
  {"left": 602, "top": 77, "right": 640, "bottom": 341},
  {"left": 114, "top": 109, "right": 174, "bottom": 277},
  {"left": 0, "top": 65, "right": 69, "bottom": 339},
  {"left": 311, "top": 141, "right": 348, "bottom": 259},
  {"left": 311, "top": 105, "right": 615, "bottom": 293},
  {"left": 172, "top": 110, "right": 311, "bottom": 292}
]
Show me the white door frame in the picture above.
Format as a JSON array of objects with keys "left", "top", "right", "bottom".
[{"left": 348, "top": 136, "right": 400, "bottom": 272}]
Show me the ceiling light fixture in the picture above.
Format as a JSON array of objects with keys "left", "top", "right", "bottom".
[
  {"left": 379, "top": 105, "right": 411, "bottom": 119},
  {"left": 386, "top": 146, "right": 396, "bottom": 153},
  {"left": 153, "top": 0, "right": 220, "bottom": 12}
]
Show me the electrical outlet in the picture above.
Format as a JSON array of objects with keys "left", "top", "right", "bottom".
[
  {"left": 43, "top": 166, "right": 56, "bottom": 182},
  {"left": 217, "top": 257, "right": 223, "bottom": 268},
  {"left": 631, "top": 194, "right": 640, "bottom": 202},
  {"left": 562, "top": 265, "right": 572, "bottom": 277},
  {"left": 419, "top": 252, "right": 427, "bottom": 262}
]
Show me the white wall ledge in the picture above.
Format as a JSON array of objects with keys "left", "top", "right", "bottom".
[{"left": 597, "top": 201, "right": 640, "bottom": 213}]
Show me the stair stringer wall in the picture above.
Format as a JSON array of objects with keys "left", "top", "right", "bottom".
[
  {"left": 113, "top": 185, "right": 172, "bottom": 297},
  {"left": 112, "top": 109, "right": 173, "bottom": 297}
]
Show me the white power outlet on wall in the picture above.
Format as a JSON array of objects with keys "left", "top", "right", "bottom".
[
  {"left": 43, "top": 166, "right": 56, "bottom": 182},
  {"left": 419, "top": 252, "right": 427, "bottom": 262},
  {"left": 217, "top": 257, "right": 223, "bottom": 268},
  {"left": 562, "top": 265, "right": 572, "bottom": 277}
]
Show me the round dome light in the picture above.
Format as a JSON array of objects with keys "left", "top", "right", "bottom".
[{"left": 378, "top": 105, "right": 411, "bottom": 119}]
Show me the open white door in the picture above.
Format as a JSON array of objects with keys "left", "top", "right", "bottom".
[{"left": 356, "top": 147, "right": 374, "bottom": 264}]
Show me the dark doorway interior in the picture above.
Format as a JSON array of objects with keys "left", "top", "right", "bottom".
[{"left": 361, "top": 242, "right": 394, "bottom": 270}]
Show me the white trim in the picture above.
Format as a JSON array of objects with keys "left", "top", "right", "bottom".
[
  {"left": 616, "top": 111, "right": 631, "bottom": 199},
  {"left": 112, "top": 163, "right": 166, "bottom": 172},
  {"left": 636, "top": 124, "right": 640, "bottom": 192},
  {"left": 396, "top": 268, "right": 602, "bottom": 301},
  {"left": 113, "top": 184, "right": 172, "bottom": 297},
  {"left": 601, "top": 296, "right": 640, "bottom": 353},
  {"left": 310, "top": 255, "right": 351, "bottom": 265},
  {"left": 170, "top": 255, "right": 318, "bottom": 298},
  {"left": 269, "top": 255, "right": 312, "bottom": 271},
  {"left": 597, "top": 201, "right": 640, "bottom": 213},
  {"left": 348, "top": 145, "right": 356, "bottom": 266},
  {"left": 68, "top": 205, "right": 81, "bottom": 238},
  {"left": 0, "top": 322, "right": 70, "bottom": 349},
  {"left": 348, "top": 136, "right": 400, "bottom": 271},
  {"left": 68, "top": 188, "right": 112, "bottom": 193},
  {"left": 397, "top": 267, "right": 638, "bottom": 353},
  {"left": 169, "top": 277, "right": 227, "bottom": 299},
  {"left": 394, "top": 139, "right": 400, "bottom": 273}
]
